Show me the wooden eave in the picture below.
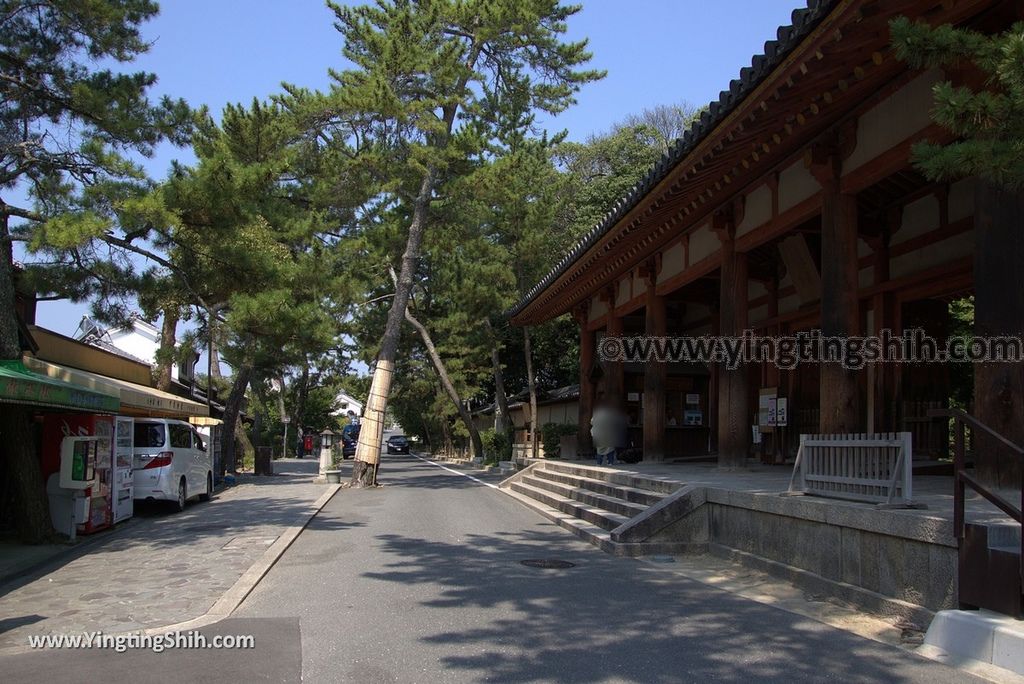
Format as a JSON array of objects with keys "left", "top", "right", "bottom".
[{"left": 509, "top": 0, "right": 994, "bottom": 326}]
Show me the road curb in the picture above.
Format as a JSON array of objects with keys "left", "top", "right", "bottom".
[{"left": 144, "top": 482, "right": 343, "bottom": 635}]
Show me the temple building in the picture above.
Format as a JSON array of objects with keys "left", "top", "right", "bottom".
[{"left": 509, "top": 0, "right": 1023, "bottom": 484}]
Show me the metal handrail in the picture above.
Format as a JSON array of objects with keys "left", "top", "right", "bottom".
[
  {"left": 928, "top": 408, "right": 1023, "bottom": 598},
  {"left": 929, "top": 407, "right": 1024, "bottom": 458}
]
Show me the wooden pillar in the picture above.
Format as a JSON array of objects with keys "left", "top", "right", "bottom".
[
  {"left": 642, "top": 259, "right": 666, "bottom": 461},
  {"left": 715, "top": 205, "right": 750, "bottom": 469},
  {"left": 604, "top": 286, "right": 625, "bottom": 409},
  {"left": 808, "top": 133, "right": 861, "bottom": 434},
  {"left": 576, "top": 305, "right": 595, "bottom": 457},
  {"left": 708, "top": 304, "right": 720, "bottom": 454},
  {"left": 867, "top": 212, "right": 895, "bottom": 433},
  {"left": 973, "top": 181, "right": 1024, "bottom": 488}
]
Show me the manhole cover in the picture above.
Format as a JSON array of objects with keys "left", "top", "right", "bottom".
[{"left": 520, "top": 559, "right": 575, "bottom": 569}]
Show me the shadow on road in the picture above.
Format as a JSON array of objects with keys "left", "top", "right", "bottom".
[{"left": 356, "top": 528, "right": 967, "bottom": 683}]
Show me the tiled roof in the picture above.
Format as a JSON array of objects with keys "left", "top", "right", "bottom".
[
  {"left": 80, "top": 333, "right": 153, "bottom": 366},
  {"left": 507, "top": 0, "right": 837, "bottom": 321}
]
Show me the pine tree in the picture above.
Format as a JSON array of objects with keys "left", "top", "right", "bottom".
[
  {"left": 292, "top": 0, "right": 603, "bottom": 486},
  {"left": 890, "top": 18, "right": 1024, "bottom": 189},
  {"left": 0, "top": 0, "right": 191, "bottom": 542},
  {"left": 892, "top": 17, "right": 1024, "bottom": 488}
]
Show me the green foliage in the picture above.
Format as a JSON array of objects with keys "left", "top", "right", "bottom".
[
  {"left": 948, "top": 296, "right": 975, "bottom": 410},
  {"left": 1, "top": 0, "right": 195, "bottom": 343},
  {"left": 479, "top": 427, "right": 512, "bottom": 465},
  {"left": 541, "top": 422, "right": 576, "bottom": 459},
  {"left": 294, "top": 0, "right": 604, "bottom": 450},
  {"left": 891, "top": 18, "right": 1024, "bottom": 190}
]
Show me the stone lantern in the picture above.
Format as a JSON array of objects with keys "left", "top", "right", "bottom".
[{"left": 319, "top": 428, "right": 337, "bottom": 478}]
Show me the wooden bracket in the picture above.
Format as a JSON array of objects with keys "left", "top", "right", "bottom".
[
  {"left": 572, "top": 302, "right": 589, "bottom": 326},
  {"left": 767, "top": 171, "right": 780, "bottom": 218},
  {"left": 805, "top": 120, "right": 858, "bottom": 188},
  {"left": 638, "top": 254, "right": 662, "bottom": 285},
  {"left": 712, "top": 205, "right": 737, "bottom": 242}
]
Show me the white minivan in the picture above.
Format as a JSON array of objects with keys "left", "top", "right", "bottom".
[{"left": 133, "top": 418, "right": 213, "bottom": 511}]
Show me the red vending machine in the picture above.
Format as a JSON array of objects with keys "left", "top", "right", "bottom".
[{"left": 42, "top": 413, "right": 114, "bottom": 534}]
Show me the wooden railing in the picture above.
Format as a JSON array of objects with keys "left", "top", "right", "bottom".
[
  {"left": 928, "top": 408, "right": 1023, "bottom": 587},
  {"left": 787, "top": 432, "right": 913, "bottom": 505}
]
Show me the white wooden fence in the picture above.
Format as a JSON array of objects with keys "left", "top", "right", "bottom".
[{"left": 787, "top": 432, "right": 913, "bottom": 505}]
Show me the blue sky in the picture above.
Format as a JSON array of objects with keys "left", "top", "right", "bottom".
[{"left": 31, "top": 0, "right": 801, "bottom": 338}]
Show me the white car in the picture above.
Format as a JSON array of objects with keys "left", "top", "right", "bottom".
[{"left": 133, "top": 418, "right": 213, "bottom": 511}]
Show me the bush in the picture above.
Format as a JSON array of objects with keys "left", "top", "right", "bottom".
[
  {"left": 480, "top": 428, "right": 512, "bottom": 465},
  {"left": 541, "top": 423, "right": 577, "bottom": 459}
]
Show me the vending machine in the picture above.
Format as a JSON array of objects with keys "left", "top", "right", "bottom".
[
  {"left": 42, "top": 413, "right": 115, "bottom": 534},
  {"left": 112, "top": 416, "right": 134, "bottom": 523}
]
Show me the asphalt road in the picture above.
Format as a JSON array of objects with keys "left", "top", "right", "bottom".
[{"left": 231, "top": 453, "right": 983, "bottom": 684}]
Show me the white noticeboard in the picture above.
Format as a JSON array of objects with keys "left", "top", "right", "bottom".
[{"left": 775, "top": 398, "right": 788, "bottom": 427}]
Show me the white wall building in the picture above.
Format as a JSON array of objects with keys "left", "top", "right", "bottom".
[
  {"left": 331, "top": 391, "right": 364, "bottom": 424},
  {"left": 74, "top": 316, "right": 195, "bottom": 383}
]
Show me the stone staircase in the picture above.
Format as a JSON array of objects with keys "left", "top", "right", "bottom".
[{"left": 501, "top": 461, "right": 702, "bottom": 557}]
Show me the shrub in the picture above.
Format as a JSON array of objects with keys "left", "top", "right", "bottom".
[
  {"left": 541, "top": 423, "right": 577, "bottom": 459},
  {"left": 480, "top": 428, "right": 512, "bottom": 465}
]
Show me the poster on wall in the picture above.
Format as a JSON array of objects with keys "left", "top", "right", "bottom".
[{"left": 775, "top": 398, "right": 788, "bottom": 427}]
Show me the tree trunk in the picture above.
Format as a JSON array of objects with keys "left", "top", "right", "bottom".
[
  {"left": 973, "top": 181, "right": 1024, "bottom": 488},
  {"left": 0, "top": 205, "right": 52, "bottom": 543},
  {"left": 484, "top": 318, "right": 511, "bottom": 435},
  {"left": 276, "top": 374, "right": 288, "bottom": 458},
  {"left": 207, "top": 315, "right": 223, "bottom": 409},
  {"left": 295, "top": 358, "right": 309, "bottom": 454},
  {"left": 440, "top": 417, "right": 453, "bottom": 456},
  {"left": 524, "top": 326, "right": 540, "bottom": 459},
  {"left": 352, "top": 169, "right": 435, "bottom": 488},
  {"left": 404, "top": 306, "right": 484, "bottom": 460},
  {"left": 422, "top": 419, "right": 434, "bottom": 453},
  {"left": 221, "top": 363, "right": 253, "bottom": 474},
  {"left": 155, "top": 307, "right": 178, "bottom": 392},
  {"left": 234, "top": 419, "right": 255, "bottom": 470},
  {"left": 250, "top": 374, "right": 274, "bottom": 449}
]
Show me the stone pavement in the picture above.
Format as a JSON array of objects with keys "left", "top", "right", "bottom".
[{"left": 0, "top": 458, "right": 332, "bottom": 651}]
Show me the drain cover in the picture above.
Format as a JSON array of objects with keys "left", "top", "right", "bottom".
[{"left": 520, "top": 559, "right": 575, "bottom": 569}]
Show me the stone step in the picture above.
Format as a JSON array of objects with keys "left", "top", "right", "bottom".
[
  {"left": 502, "top": 487, "right": 702, "bottom": 558},
  {"left": 520, "top": 474, "right": 648, "bottom": 518},
  {"left": 510, "top": 480, "right": 630, "bottom": 531},
  {"left": 532, "top": 468, "right": 666, "bottom": 507},
  {"left": 540, "top": 461, "right": 682, "bottom": 495}
]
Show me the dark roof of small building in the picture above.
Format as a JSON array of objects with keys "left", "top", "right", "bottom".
[
  {"left": 474, "top": 384, "right": 582, "bottom": 416},
  {"left": 507, "top": 0, "right": 836, "bottom": 322},
  {"left": 79, "top": 332, "right": 153, "bottom": 366}
]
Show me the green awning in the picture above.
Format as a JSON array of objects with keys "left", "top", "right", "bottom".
[{"left": 0, "top": 360, "right": 120, "bottom": 413}]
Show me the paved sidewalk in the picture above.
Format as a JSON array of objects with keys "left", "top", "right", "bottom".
[{"left": 0, "top": 458, "right": 333, "bottom": 650}]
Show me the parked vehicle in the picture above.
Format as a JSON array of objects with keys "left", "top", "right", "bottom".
[
  {"left": 341, "top": 423, "right": 360, "bottom": 459},
  {"left": 133, "top": 419, "right": 213, "bottom": 512},
  {"left": 386, "top": 435, "right": 409, "bottom": 454}
]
